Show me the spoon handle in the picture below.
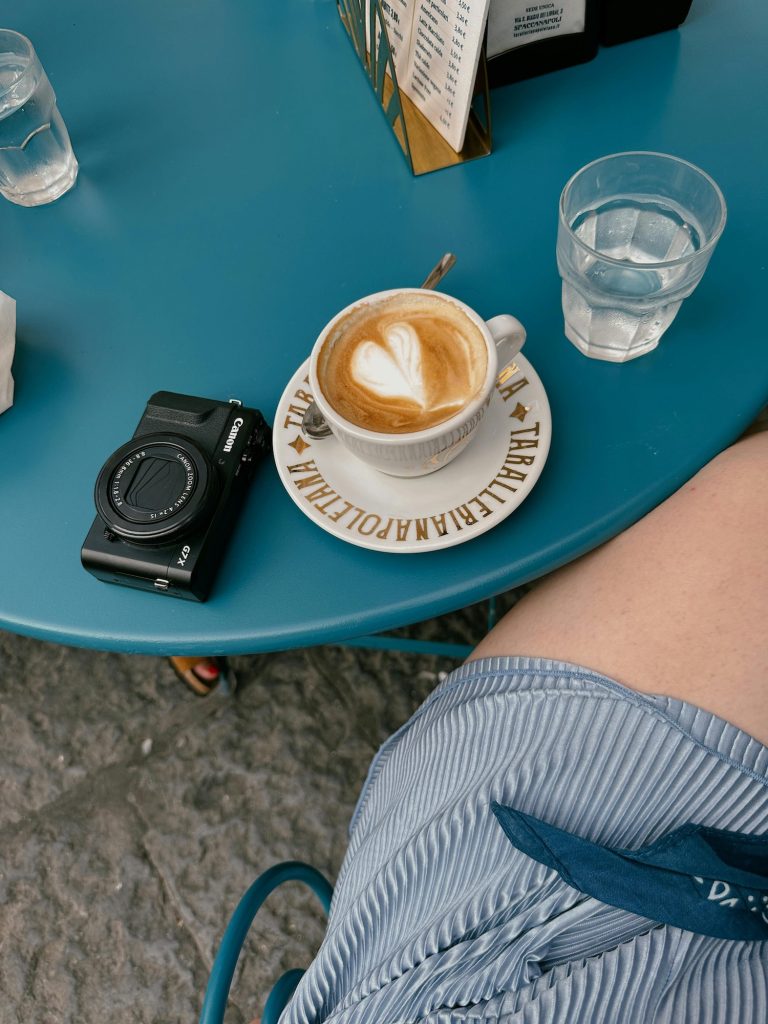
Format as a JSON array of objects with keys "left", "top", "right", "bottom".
[{"left": 420, "top": 253, "right": 456, "bottom": 290}]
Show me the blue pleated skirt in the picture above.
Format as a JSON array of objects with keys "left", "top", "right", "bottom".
[{"left": 283, "top": 657, "right": 768, "bottom": 1023}]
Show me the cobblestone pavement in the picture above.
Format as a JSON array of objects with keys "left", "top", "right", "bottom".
[{"left": 0, "top": 595, "right": 522, "bottom": 1024}]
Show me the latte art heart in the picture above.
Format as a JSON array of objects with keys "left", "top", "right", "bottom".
[
  {"left": 318, "top": 293, "right": 488, "bottom": 434},
  {"left": 352, "top": 323, "right": 428, "bottom": 408}
]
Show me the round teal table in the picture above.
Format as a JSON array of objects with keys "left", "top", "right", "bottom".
[{"left": 0, "top": 0, "right": 765, "bottom": 655}]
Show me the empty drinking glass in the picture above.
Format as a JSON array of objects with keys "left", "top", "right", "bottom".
[
  {"left": 557, "top": 152, "right": 726, "bottom": 361},
  {"left": 0, "top": 29, "right": 78, "bottom": 206}
]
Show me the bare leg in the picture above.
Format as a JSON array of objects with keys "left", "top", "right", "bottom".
[{"left": 471, "top": 431, "right": 768, "bottom": 745}]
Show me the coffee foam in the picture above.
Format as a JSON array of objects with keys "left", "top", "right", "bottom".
[
  {"left": 352, "top": 322, "right": 428, "bottom": 408},
  {"left": 318, "top": 293, "right": 488, "bottom": 434}
]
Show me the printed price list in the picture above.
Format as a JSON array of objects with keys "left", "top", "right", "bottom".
[{"left": 378, "top": 0, "right": 491, "bottom": 152}]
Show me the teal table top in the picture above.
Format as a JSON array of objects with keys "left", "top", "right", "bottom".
[{"left": 0, "top": 0, "right": 766, "bottom": 654}]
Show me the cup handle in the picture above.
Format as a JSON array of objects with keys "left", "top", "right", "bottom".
[{"left": 486, "top": 315, "right": 526, "bottom": 369}]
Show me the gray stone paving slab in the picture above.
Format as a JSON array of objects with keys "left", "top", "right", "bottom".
[
  {"left": 0, "top": 637, "right": 181, "bottom": 829},
  {"left": 0, "top": 610, "right": 502, "bottom": 1024},
  {"left": 0, "top": 776, "right": 209, "bottom": 1024}
]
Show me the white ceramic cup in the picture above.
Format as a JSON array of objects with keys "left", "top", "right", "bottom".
[{"left": 308, "top": 288, "right": 526, "bottom": 478}]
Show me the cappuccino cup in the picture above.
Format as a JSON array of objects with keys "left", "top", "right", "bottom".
[{"left": 309, "top": 289, "right": 526, "bottom": 477}]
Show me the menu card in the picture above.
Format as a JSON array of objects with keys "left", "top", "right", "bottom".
[{"left": 373, "top": 0, "right": 491, "bottom": 152}]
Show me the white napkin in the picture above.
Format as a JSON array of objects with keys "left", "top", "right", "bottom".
[{"left": 0, "top": 290, "right": 16, "bottom": 415}]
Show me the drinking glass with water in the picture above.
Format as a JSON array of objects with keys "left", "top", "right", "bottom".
[
  {"left": 557, "top": 152, "right": 726, "bottom": 361},
  {"left": 0, "top": 29, "right": 77, "bottom": 206}
]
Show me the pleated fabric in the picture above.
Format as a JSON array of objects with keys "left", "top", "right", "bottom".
[{"left": 281, "top": 657, "right": 768, "bottom": 1024}]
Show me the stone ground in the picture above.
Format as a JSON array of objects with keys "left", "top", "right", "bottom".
[{"left": 0, "top": 594, "right": 523, "bottom": 1024}]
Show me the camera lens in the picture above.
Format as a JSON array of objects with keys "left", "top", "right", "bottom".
[
  {"left": 95, "top": 433, "right": 217, "bottom": 542},
  {"left": 118, "top": 450, "right": 191, "bottom": 515}
]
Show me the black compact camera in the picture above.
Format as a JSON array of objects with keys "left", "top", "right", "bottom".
[{"left": 81, "top": 391, "right": 271, "bottom": 601}]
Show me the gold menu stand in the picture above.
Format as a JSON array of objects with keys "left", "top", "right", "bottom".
[{"left": 336, "top": 0, "right": 492, "bottom": 176}]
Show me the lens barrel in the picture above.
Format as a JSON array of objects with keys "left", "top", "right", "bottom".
[{"left": 94, "top": 433, "right": 218, "bottom": 542}]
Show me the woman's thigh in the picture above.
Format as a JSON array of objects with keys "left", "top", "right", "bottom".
[{"left": 471, "top": 431, "right": 768, "bottom": 744}]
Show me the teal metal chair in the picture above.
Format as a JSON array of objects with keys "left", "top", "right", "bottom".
[{"left": 199, "top": 862, "right": 334, "bottom": 1024}]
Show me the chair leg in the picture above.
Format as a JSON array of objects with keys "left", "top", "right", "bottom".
[
  {"left": 199, "top": 862, "right": 333, "bottom": 1024},
  {"left": 262, "top": 969, "right": 306, "bottom": 1024}
]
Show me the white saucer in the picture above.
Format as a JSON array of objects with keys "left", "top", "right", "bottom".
[{"left": 273, "top": 356, "right": 552, "bottom": 553}]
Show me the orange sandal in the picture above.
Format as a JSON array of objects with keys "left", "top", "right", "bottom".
[{"left": 169, "top": 655, "right": 237, "bottom": 697}]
